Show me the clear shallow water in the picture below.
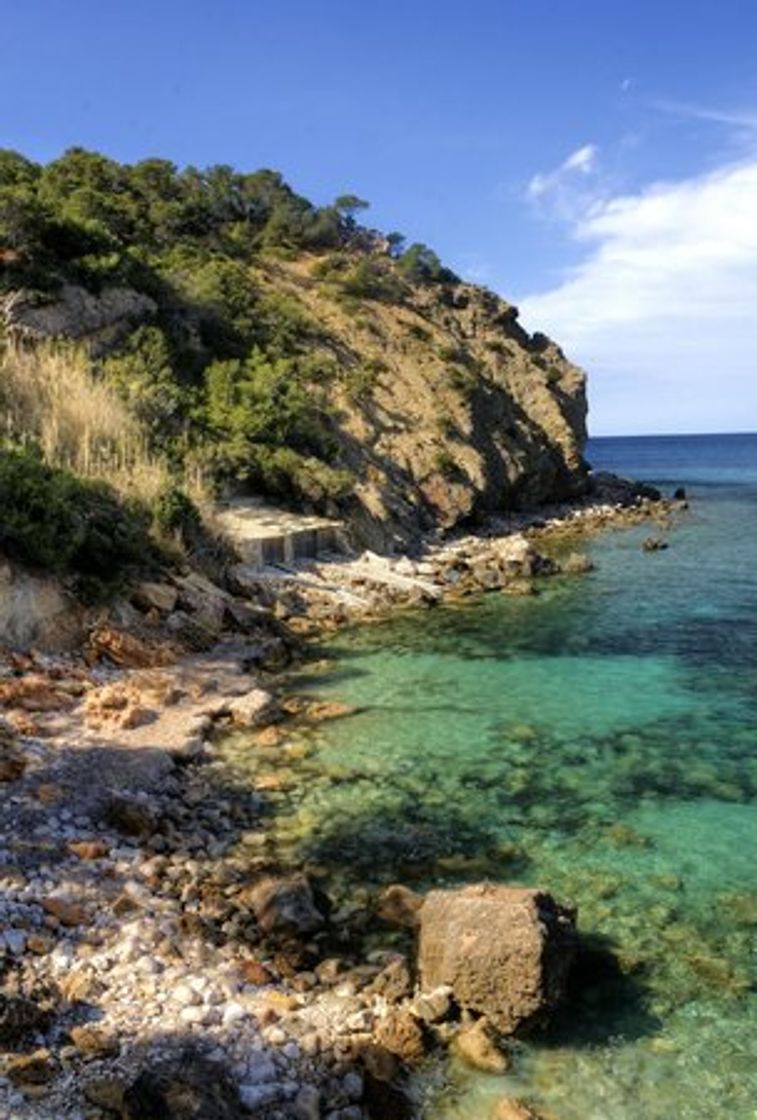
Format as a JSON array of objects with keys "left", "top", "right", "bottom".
[{"left": 238, "top": 434, "right": 757, "bottom": 1118}]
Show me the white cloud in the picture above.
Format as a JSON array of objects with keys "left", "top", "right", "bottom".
[
  {"left": 526, "top": 143, "right": 598, "bottom": 201},
  {"left": 520, "top": 159, "right": 757, "bottom": 434}
]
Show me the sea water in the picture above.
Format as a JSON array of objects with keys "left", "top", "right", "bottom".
[{"left": 236, "top": 434, "right": 757, "bottom": 1119}]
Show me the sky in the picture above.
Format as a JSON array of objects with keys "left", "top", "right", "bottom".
[{"left": 3, "top": 0, "right": 757, "bottom": 435}]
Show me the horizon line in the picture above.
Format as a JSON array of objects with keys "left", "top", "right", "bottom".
[{"left": 588, "top": 429, "right": 757, "bottom": 440}]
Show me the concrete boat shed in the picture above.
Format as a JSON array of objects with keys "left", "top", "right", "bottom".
[{"left": 215, "top": 498, "right": 349, "bottom": 569}]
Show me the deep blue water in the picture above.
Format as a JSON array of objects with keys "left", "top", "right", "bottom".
[{"left": 232, "top": 433, "right": 757, "bottom": 1119}]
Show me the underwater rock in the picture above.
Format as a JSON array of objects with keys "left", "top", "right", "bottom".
[
  {"left": 418, "top": 884, "right": 576, "bottom": 1034},
  {"left": 490, "top": 1099, "right": 544, "bottom": 1120},
  {"left": 559, "top": 551, "right": 595, "bottom": 575},
  {"left": 452, "top": 1016, "right": 511, "bottom": 1073},
  {"left": 642, "top": 536, "right": 669, "bottom": 552},
  {"left": 226, "top": 688, "right": 280, "bottom": 729}
]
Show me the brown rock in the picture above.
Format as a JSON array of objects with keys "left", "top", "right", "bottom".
[
  {"left": 58, "top": 969, "right": 98, "bottom": 1002},
  {"left": 0, "top": 674, "right": 75, "bottom": 712},
  {"left": 86, "top": 625, "right": 176, "bottom": 668},
  {"left": 305, "top": 700, "right": 356, "bottom": 722},
  {"left": 132, "top": 581, "right": 179, "bottom": 614},
  {"left": 376, "top": 884, "right": 424, "bottom": 930},
  {"left": 120, "top": 704, "right": 158, "bottom": 729},
  {"left": 226, "top": 688, "right": 280, "bottom": 729},
  {"left": 239, "top": 959, "right": 274, "bottom": 986},
  {"left": 254, "top": 725, "right": 286, "bottom": 748},
  {"left": 36, "top": 783, "right": 62, "bottom": 804},
  {"left": 365, "top": 957, "right": 413, "bottom": 1003},
  {"left": 7, "top": 1048, "right": 56, "bottom": 1085},
  {"left": 26, "top": 933, "right": 55, "bottom": 954},
  {"left": 418, "top": 884, "right": 576, "bottom": 1035},
  {"left": 243, "top": 874, "right": 326, "bottom": 936},
  {"left": 560, "top": 552, "right": 594, "bottom": 575},
  {"left": 42, "top": 896, "right": 88, "bottom": 927},
  {"left": 112, "top": 892, "right": 142, "bottom": 917},
  {"left": 68, "top": 840, "right": 109, "bottom": 860},
  {"left": 453, "top": 1017, "right": 511, "bottom": 1074},
  {"left": 69, "top": 1024, "right": 117, "bottom": 1058},
  {"left": 0, "top": 747, "right": 26, "bottom": 782},
  {"left": 491, "top": 1099, "right": 544, "bottom": 1120},
  {"left": 374, "top": 1009, "right": 428, "bottom": 1065}
]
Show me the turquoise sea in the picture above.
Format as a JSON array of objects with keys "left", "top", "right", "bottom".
[{"left": 238, "top": 433, "right": 757, "bottom": 1118}]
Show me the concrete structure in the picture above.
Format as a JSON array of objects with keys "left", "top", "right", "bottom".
[{"left": 215, "top": 498, "right": 349, "bottom": 569}]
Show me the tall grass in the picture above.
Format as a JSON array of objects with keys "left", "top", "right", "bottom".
[{"left": 0, "top": 341, "right": 174, "bottom": 507}]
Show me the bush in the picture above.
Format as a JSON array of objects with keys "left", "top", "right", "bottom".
[
  {"left": 0, "top": 446, "right": 151, "bottom": 596},
  {"left": 255, "top": 447, "right": 353, "bottom": 504},
  {"left": 398, "top": 242, "right": 458, "bottom": 285}
]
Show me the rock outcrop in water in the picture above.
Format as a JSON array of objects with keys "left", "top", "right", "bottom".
[{"left": 418, "top": 884, "right": 577, "bottom": 1034}]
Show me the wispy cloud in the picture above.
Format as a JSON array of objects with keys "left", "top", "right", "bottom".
[
  {"left": 520, "top": 159, "right": 757, "bottom": 434},
  {"left": 527, "top": 143, "right": 599, "bottom": 201},
  {"left": 653, "top": 98, "right": 757, "bottom": 131}
]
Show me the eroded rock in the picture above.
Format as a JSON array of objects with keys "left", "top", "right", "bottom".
[{"left": 418, "top": 884, "right": 576, "bottom": 1034}]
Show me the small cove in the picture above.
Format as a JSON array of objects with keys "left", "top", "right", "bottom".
[{"left": 228, "top": 433, "right": 757, "bottom": 1119}]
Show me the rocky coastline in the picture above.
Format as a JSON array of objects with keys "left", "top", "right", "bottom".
[{"left": 0, "top": 480, "right": 686, "bottom": 1120}]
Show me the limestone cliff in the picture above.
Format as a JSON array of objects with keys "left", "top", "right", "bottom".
[{"left": 249, "top": 257, "right": 587, "bottom": 549}]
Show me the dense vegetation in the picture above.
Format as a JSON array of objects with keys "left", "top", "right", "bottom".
[
  {"left": 0, "top": 445, "right": 152, "bottom": 598},
  {"left": 0, "top": 147, "right": 456, "bottom": 509}
]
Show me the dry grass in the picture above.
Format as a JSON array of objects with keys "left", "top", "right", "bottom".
[{"left": 0, "top": 341, "right": 173, "bottom": 506}]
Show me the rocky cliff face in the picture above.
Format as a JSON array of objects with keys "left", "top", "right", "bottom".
[
  {"left": 2, "top": 261, "right": 587, "bottom": 550},
  {"left": 256, "top": 258, "right": 588, "bottom": 549}
]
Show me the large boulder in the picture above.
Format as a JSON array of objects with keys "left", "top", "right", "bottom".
[
  {"left": 418, "top": 884, "right": 576, "bottom": 1035},
  {"left": 3, "top": 285, "right": 156, "bottom": 350}
]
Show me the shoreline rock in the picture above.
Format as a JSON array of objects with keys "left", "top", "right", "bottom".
[
  {"left": 0, "top": 491, "right": 683, "bottom": 1118},
  {"left": 418, "top": 885, "right": 577, "bottom": 1036}
]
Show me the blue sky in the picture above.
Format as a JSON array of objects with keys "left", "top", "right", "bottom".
[{"left": 4, "top": 0, "right": 757, "bottom": 434}]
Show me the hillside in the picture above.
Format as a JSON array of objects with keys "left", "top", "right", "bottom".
[{"left": 0, "top": 148, "right": 588, "bottom": 552}]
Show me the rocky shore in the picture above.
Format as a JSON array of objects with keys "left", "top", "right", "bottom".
[{"left": 0, "top": 481, "right": 685, "bottom": 1120}]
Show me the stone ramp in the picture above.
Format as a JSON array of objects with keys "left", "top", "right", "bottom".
[{"left": 215, "top": 498, "right": 349, "bottom": 568}]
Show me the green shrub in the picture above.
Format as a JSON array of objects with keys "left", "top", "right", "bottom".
[
  {"left": 445, "top": 365, "right": 479, "bottom": 396},
  {"left": 247, "top": 446, "right": 353, "bottom": 504},
  {"left": 398, "top": 242, "right": 458, "bottom": 285},
  {"left": 406, "top": 322, "right": 432, "bottom": 343},
  {"left": 432, "top": 448, "right": 461, "bottom": 478},
  {"left": 0, "top": 446, "right": 152, "bottom": 596}
]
